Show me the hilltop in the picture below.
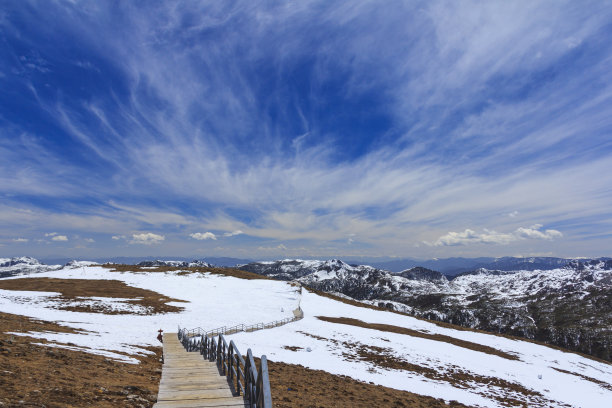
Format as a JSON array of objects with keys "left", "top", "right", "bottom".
[{"left": 0, "top": 260, "right": 610, "bottom": 407}]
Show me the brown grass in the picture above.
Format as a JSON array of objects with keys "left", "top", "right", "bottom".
[
  {"left": 103, "top": 264, "right": 270, "bottom": 280},
  {"left": 0, "top": 312, "right": 162, "bottom": 407},
  {"left": 293, "top": 331, "right": 558, "bottom": 408},
  {"left": 552, "top": 367, "right": 612, "bottom": 391},
  {"left": 316, "top": 316, "right": 519, "bottom": 361},
  {"left": 0, "top": 278, "right": 186, "bottom": 315},
  {"left": 261, "top": 358, "right": 472, "bottom": 408},
  {"left": 339, "top": 342, "right": 557, "bottom": 408}
]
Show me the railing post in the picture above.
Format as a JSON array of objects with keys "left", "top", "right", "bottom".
[
  {"left": 228, "top": 342, "right": 234, "bottom": 384},
  {"left": 258, "top": 356, "right": 273, "bottom": 408}
]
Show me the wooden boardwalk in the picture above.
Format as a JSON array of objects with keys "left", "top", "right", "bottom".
[{"left": 153, "top": 333, "right": 246, "bottom": 408}]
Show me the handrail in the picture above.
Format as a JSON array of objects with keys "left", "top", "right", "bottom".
[
  {"left": 182, "top": 284, "right": 304, "bottom": 339},
  {"left": 181, "top": 305, "right": 304, "bottom": 339},
  {"left": 176, "top": 285, "right": 303, "bottom": 407},
  {"left": 177, "top": 330, "right": 273, "bottom": 408},
  {"left": 182, "top": 314, "right": 301, "bottom": 338}
]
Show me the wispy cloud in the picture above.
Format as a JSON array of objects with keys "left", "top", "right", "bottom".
[
  {"left": 190, "top": 232, "right": 217, "bottom": 241},
  {"left": 51, "top": 235, "right": 68, "bottom": 242},
  {"left": 1, "top": 1, "right": 611, "bottom": 259},
  {"left": 223, "top": 230, "right": 244, "bottom": 237},
  {"left": 12, "top": 238, "right": 28, "bottom": 243}
]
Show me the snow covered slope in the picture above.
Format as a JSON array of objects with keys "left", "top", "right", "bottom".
[
  {"left": 232, "top": 289, "right": 612, "bottom": 408},
  {"left": 239, "top": 259, "right": 612, "bottom": 360},
  {"left": 0, "top": 263, "right": 610, "bottom": 407},
  {"left": 0, "top": 264, "right": 298, "bottom": 363}
]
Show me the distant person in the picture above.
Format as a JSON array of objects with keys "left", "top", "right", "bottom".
[{"left": 157, "top": 329, "right": 163, "bottom": 343}]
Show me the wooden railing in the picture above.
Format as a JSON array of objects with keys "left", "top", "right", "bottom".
[
  {"left": 183, "top": 305, "right": 304, "bottom": 338},
  {"left": 182, "top": 314, "right": 302, "bottom": 339},
  {"left": 176, "top": 286, "right": 303, "bottom": 407},
  {"left": 177, "top": 330, "right": 272, "bottom": 408}
]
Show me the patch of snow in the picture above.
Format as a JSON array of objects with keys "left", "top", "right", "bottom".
[{"left": 0, "top": 265, "right": 610, "bottom": 407}]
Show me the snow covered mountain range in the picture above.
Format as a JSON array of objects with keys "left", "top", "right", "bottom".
[
  {"left": 240, "top": 258, "right": 612, "bottom": 361},
  {"left": 1, "top": 262, "right": 610, "bottom": 407},
  {"left": 3, "top": 256, "right": 610, "bottom": 361},
  {"left": 366, "top": 256, "right": 576, "bottom": 275},
  {"left": 0, "top": 257, "right": 62, "bottom": 278},
  {"left": 136, "top": 259, "right": 213, "bottom": 268},
  {"left": 0, "top": 257, "right": 213, "bottom": 279}
]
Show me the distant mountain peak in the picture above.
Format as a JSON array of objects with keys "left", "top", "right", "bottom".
[
  {"left": 397, "top": 266, "right": 447, "bottom": 282},
  {"left": 0, "top": 256, "right": 61, "bottom": 278},
  {"left": 0, "top": 256, "right": 43, "bottom": 268},
  {"left": 136, "top": 259, "right": 213, "bottom": 268}
]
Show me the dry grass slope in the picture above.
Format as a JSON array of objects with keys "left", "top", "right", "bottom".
[
  {"left": 0, "top": 312, "right": 162, "bottom": 408},
  {"left": 102, "top": 264, "right": 271, "bottom": 280},
  {"left": 262, "top": 358, "right": 472, "bottom": 408},
  {"left": 0, "top": 278, "right": 186, "bottom": 315},
  {"left": 316, "top": 316, "right": 519, "bottom": 360}
]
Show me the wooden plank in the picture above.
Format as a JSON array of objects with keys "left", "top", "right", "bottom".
[
  {"left": 154, "top": 333, "right": 244, "bottom": 408},
  {"left": 161, "top": 363, "right": 220, "bottom": 367},
  {"left": 153, "top": 397, "right": 246, "bottom": 407},
  {"left": 161, "top": 367, "right": 222, "bottom": 373},
  {"left": 158, "top": 389, "right": 234, "bottom": 400},
  {"left": 159, "top": 378, "right": 231, "bottom": 385},
  {"left": 158, "top": 382, "right": 233, "bottom": 390},
  {"left": 159, "top": 376, "right": 229, "bottom": 383}
]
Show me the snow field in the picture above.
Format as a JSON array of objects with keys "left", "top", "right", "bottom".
[
  {"left": 0, "top": 266, "right": 298, "bottom": 363},
  {"left": 231, "top": 289, "right": 612, "bottom": 408},
  {"left": 0, "top": 264, "right": 610, "bottom": 407}
]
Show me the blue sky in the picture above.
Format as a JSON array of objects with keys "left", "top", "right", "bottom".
[{"left": 1, "top": 1, "right": 612, "bottom": 261}]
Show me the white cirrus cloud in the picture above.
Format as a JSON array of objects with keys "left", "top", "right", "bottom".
[
  {"left": 45, "top": 232, "right": 57, "bottom": 237},
  {"left": 190, "top": 232, "right": 217, "bottom": 240},
  {"left": 433, "top": 224, "right": 562, "bottom": 246},
  {"left": 223, "top": 230, "right": 244, "bottom": 237},
  {"left": 130, "top": 232, "right": 164, "bottom": 245},
  {"left": 51, "top": 235, "right": 68, "bottom": 241},
  {"left": 84, "top": 238, "right": 95, "bottom": 243},
  {"left": 112, "top": 235, "right": 126, "bottom": 240},
  {"left": 13, "top": 238, "right": 28, "bottom": 243}
]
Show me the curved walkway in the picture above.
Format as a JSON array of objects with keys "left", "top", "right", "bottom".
[{"left": 153, "top": 333, "right": 245, "bottom": 407}]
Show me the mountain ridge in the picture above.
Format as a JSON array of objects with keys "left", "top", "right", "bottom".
[{"left": 238, "top": 258, "right": 612, "bottom": 361}]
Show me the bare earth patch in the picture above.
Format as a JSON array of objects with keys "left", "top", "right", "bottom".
[
  {"left": 0, "top": 278, "right": 186, "bottom": 315},
  {"left": 316, "top": 316, "right": 519, "bottom": 361},
  {"left": 0, "top": 312, "right": 161, "bottom": 407},
  {"left": 261, "top": 358, "right": 471, "bottom": 408}
]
